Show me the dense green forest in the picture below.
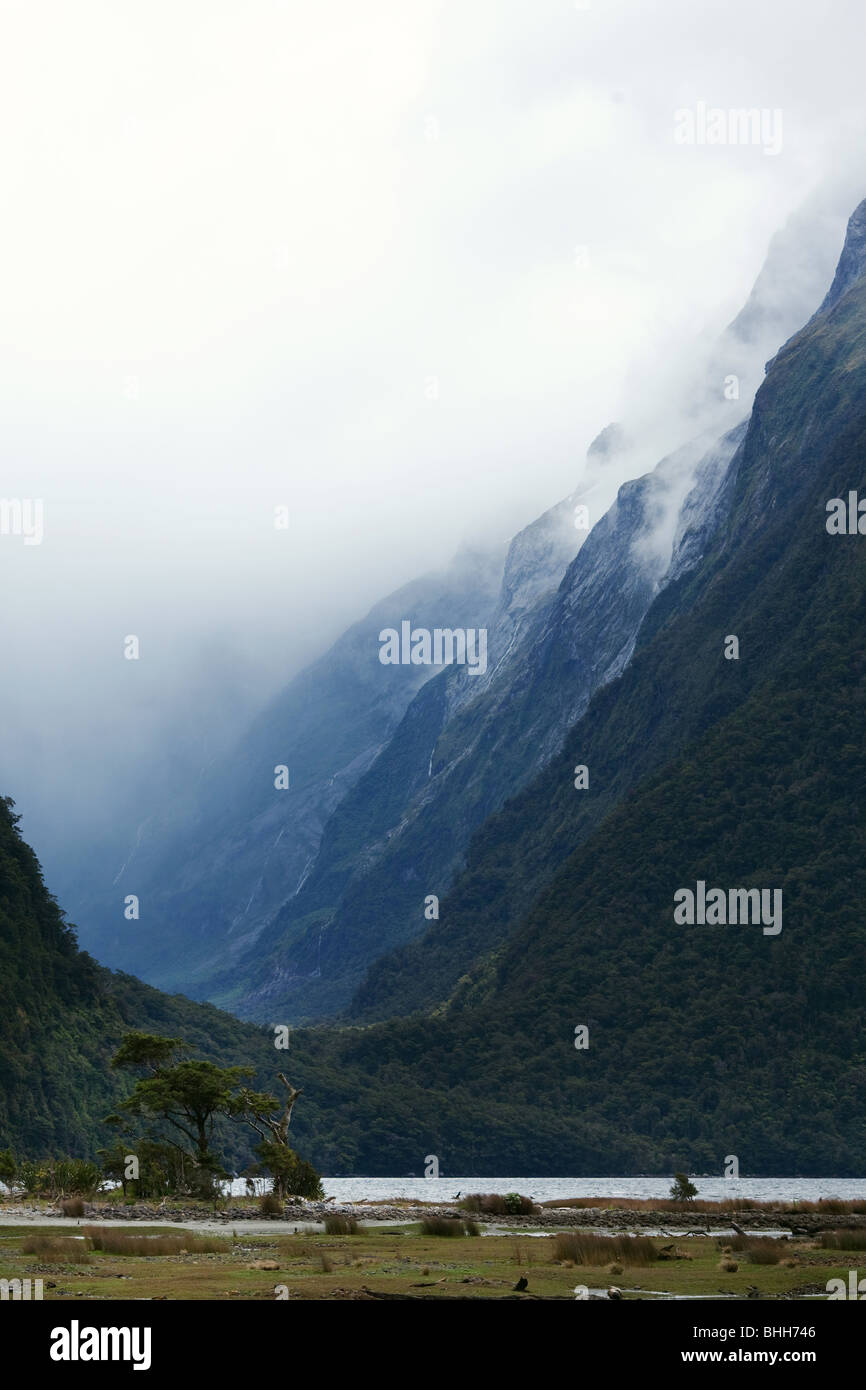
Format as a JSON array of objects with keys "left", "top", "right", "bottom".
[
  {"left": 3, "top": 262, "right": 866, "bottom": 1177},
  {"left": 285, "top": 274, "right": 866, "bottom": 1175},
  {"left": 0, "top": 794, "right": 279, "bottom": 1169},
  {"left": 351, "top": 271, "right": 866, "bottom": 1024}
]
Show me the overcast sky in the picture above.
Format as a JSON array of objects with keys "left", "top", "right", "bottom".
[{"left": 2, "top": 0, "right": 866, "bottom": 882}]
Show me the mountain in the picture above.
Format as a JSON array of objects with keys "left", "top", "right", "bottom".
[
  {"left": 218, "top": 197, "right": 848, "bottom": 1023},
  {"left": 0, "top": 794, "right": 273, "bottom": 1162},
  {"left": 7, "top": 197, "right": 866, "bottom": 1176},
  {"left": 61, "top": 191, "right": 853, "bottom": 1027},
  {"left": 69, "top": 548, "right": 504, "bottom": 992},
  {"left": 352, "top": 194, "right": 866, "bottom": 1026},
  {"left": 282, "top": 196, "right": 866, "bottom": 1176}
]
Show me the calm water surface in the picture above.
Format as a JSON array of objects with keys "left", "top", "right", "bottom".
[{"left": 228, "top": 1176, "right": 866, "bottom": 1204}]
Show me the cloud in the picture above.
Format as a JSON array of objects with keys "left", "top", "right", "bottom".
[{"left": 1, "top": 0, "right": 865, "bottom": 886}]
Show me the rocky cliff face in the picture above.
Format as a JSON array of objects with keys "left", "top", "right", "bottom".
[
  {"left": 222, "top": 196, "right": 853, "bottom": 1024},
  {"left": 72, "top": 192, "right": 854, "bottom": 1026},
  {"left": 280, "top": 198, "right": 866, "bottom": 1178},
  {"left": 813, "top": 196, "right": 866, "bottom": 318}
]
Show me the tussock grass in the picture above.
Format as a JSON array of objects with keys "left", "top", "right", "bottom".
[
  {"left": 82, "top": 1226, "right": 226, "bottom": 1256},
  {"left": 21, "top": 1235, "right": 91, "bottom": 1263},
  {"left": 324, "top": 1215, "right": 362, "bottom": 1235},
  {"left": 820, "top": 1229, "right": 866, "bottom": 1251},
  {"left": 553, "top": 1232, "right": 656, "bottom": 1266},
  {"left": 421, "top": 1217, "right": 469, "bottom": 1238},
  {"left": 542, "top": 1196, "right": 866, "bottom": 1215},
  {"left": 793, "top": 1199, "right": 866, "bottom": 1215},
  {"left": 728, "top": 1236, "right": 781, "bottom": 1265}
]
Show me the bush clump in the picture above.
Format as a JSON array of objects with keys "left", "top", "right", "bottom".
[
  {"left": 820, "top": 1230, "right": 866, "bottom": 1251},
  {"left": 729, "top": 1234, "right": 781, "bottom": 1264},
  {"left": 553, "top": 1233, "right": 656, "bottom": 1266},
  {"left": 82, "top": 1226, "right": 226, "bottom": 1256},
  {"left": 421, "top": 1217, "right": 473, "bottom": 1238},
  {"left": 324, "top": 1214, "right": 362, "bottom": 1235},
  {"left": 21, "top": 1236, "right": 91, "bottom": 1264},
  {"left": 460, "top": 1192, "right": 537, "bottom": 1216}
]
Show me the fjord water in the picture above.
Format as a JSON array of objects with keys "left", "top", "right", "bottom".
[{"left": 228, "top": 1176, "right": 866, "bottom": 1204}]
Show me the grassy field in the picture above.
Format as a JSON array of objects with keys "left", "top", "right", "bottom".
[{"left": 0, "top": 1223, "right": 858, "bottom": 1300}]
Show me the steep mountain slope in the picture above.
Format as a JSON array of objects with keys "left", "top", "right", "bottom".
[
  {"left": 66, "top": 191, "right": 850, "bottom": 1024},
  {"left": 224, "top": 199, "right": 847, "bottom": 1024},
  {"left": 349, "top": 199, "right": 866, "bottom": 1025},
  {"left": 0, "top": 795, "right": 274, "bottom": 1162},
  {"left": 284, "top": 211, "right": 866, "bottom": 1175},
  {"left": 71, "top": 549, "right": 503, "bottom": 991},
  {"left": 233, "top": 427, "right": 739, "bottom": 1020}
]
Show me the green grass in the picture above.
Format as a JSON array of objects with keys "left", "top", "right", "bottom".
[{"left": 0, "top": 1223, "right": 857, "bottom": 1301}]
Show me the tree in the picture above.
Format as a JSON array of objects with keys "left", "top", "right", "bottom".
[
  {"left": 110, "top": 1032, "right": 252, "bottom": 1195},
  {"left": 0, "top": 1149, "right": 16, "bottom": 1187},
  {"left": 670, "top": 1172, "right": 699, "bottom": 1203},
  {"left": 236, "top": 1073, "right": 323, "bottom": 1200}
]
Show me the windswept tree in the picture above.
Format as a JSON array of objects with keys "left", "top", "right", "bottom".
[
  {"left": 670, "top": 1172, "right": 699, "bottom": 1203},
  {"left": 236, "top": 1073, "right": 323, "bottom": 1200},
  {"left": 110, "top": 1032, "right": 252, "bottom": 1195}
]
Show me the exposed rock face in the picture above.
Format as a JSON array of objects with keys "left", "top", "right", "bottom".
[
  {"left": 813, "top": 197, "right": 866, "bottom": 318},
  {"left": 224, "top": 198, "right": 857, "bottom": 1023},
  {"left": 70, "top": 191, "right": 857, "bottom": 1024},
  {"left": 233, "top": 424, "right": 744, "bottom": 1021},
  {"left": 72, "top": 548, "right": 504, "bottom": 991}
]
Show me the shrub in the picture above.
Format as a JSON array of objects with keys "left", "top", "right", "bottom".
[
  {"left": 21, "top": 1236, "right": 91, "bottom": 1264},
  {"left": 504, "top": 1192, "right": 535, "bottom": 1215},
  {"left": 745, "top": 1240, "right": 781, "bottom": 1266},
  {"left": 729, "top": 1234, "right": 781, "bottom": 1264},
  {"left": 258, "top": 1142, "right": 324, "bottom": 1202},
  {"left": 83, "top": 1226, "right": 226, "bottom": 1256},
  {"left": 460, "top": 1192, "right": 537, "bottom": 1216},
  {"left": 820, "top": 1230, "right": 866, "bottom": 1251},
  {"left": 60, "top": 1198, "right": 85, "bottom": 1218},
  {"left": 14, "top": 1157, "right": 100, "bottom": 1198},
  {"left": 553, "top": 1233, "right": 656, "bottom": 1266},
  {"left": 259, "top": 1191, "right": 283, "bottom": 1217},
  {"left": 324, "top": 1215, "right": 362, "bottom": 1235},
  {"left": 421, "top": 1217, "right": 466, "bottom": 1238},
  {"left": 719, "top": 1259, "right": 739, "bottom": 1273}
]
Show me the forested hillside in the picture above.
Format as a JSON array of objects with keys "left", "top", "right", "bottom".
[
  {"left": 280, "top": 243, "right": 866, "bottom": 1176},
  {"left": 5, "top": 211, "right": 866, "bottom": 1178},
  {"left": 0, "top": 795, "right": 275, "bottom": 1163}
]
